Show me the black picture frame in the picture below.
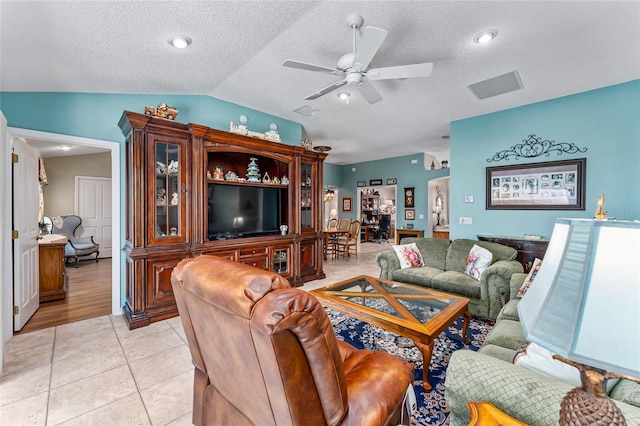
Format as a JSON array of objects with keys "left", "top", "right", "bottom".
[
  {"left": 405, "top": 209, "right": 415, "bottom": 220},
  {"left": 406, "top": 223, "right": 414, "bottom": 230},
  {"left": 370, "top": 179, "right": 383, "bottom": 186},
  {"left": 404, "top": 187, "right": 415, "bottom": 208},
  {"left": 386, "top": 178, "right": 397, "bottom": 185},
  {"left": 486, "top": 158, "right": 586, "bottom": 210},
  {"left": 357, "top": 181, "right": 366, "bottom": 187}
]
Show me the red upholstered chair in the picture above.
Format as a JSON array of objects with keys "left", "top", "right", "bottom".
[{"left": 171, "top": 255, "right": 413, "bottom": 425}]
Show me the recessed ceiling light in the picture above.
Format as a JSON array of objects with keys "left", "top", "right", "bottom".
[
  {"left": 474, "top": 30, "right": 497, "bottom": 44},
  {"left": 168, "top": 36, "right": 192, "bottom": 49}
]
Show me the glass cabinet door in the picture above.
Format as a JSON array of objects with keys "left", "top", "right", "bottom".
[
  {"left": 151, "top": 139, "right": 186, "bottom": 243},
  {"left": 300, "top": 162, "right": 313, "bottom": 230}
]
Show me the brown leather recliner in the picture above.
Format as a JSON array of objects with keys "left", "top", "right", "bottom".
[{"left": 171, "top": 255, "right": 414, "bottom": 426}]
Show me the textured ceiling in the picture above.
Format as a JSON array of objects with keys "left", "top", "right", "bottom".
[{"left": 2, "top": 1, "right": 639, "bottom": 164}]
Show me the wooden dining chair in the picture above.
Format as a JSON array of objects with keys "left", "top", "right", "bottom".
[
  {"left": 325, "top": 218, "right": 339, "bottom": 258},
  {"left": 336, "top": 220, "right": 361, "bottom": 261}
]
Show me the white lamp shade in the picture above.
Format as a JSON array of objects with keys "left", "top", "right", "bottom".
[{"left": 518, "top": 218, "right": 640, "bottom": 378}]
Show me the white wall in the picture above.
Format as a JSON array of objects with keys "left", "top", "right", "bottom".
[{"left": 1, "top": 111, "right": 9, "bottom": 374}]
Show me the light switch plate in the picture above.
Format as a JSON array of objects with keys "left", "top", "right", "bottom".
[{"left": 465, "top": 196, "right": 474, "bottom": 203}]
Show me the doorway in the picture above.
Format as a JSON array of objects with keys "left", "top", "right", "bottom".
[
  {"left": 357, "top": 185, "right": 396, "bottom": 243},
  {"left": 4, "top": 128, "right": 121, "bottom": 338}
]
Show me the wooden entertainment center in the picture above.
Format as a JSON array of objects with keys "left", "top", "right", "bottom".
[{"left": 119, "top": 111, "right": 327, "bottom": 329}]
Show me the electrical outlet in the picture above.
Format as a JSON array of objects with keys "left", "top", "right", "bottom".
[
  {"left": 465, "top": 195, "right": 474, "bottom": 203},
  {"left": 459, "top": 217, "right": 473, "bottom": 225}
]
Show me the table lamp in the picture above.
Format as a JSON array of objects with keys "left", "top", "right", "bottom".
[
  {"left": 434, "top": 205, "right": 443, "bottom": 226},
  {"left": 518, "top": 218, "right": 640, "bottom": 425}
]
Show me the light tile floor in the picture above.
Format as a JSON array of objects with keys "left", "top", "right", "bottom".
[{"left": 1, "top": 242, "right": 392, "bottom": 425}]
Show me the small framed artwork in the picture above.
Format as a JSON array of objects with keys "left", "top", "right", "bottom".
[
  {"left": 405, "top": 209, "right": 415, "bottom": 220},
  {"left": 370, "top": 179, "right": 383, "bottom": 186},
  {"left": 386, "top": 178, "right": 397, "bottom": 185},
  {"left": 404, "top": 187, "right": 415, "bottom": 208},
  {"left": 357, "top": 181, "right": 366, "bottom": 187},
  {"left": 406, "top": 223, "right": 414, "bottom": 230},
  {"left": 486, "top": 158, "right": 586, "bottom": 210},
  {"left": 342, "top": 197, "right": 352, "bottom": 212}
]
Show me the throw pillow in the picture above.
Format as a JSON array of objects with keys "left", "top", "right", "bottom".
[
  {"left": 392, "top": 243, "right": 425, "bottom": 269},
  {"left": 514, "top": 342, "right": 619, "bottom": 394},
  {"left": 464, "top": 244, "right": 493, "bottom": 280},
  {"left": 517, "top": 258, "right": 542, "bottom": 297}
]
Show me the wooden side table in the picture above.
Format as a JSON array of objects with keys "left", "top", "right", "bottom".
[
  {"left": 396, "top": 229, "right": 424, "bottom": 245},
  {"left": 467, "top": 402, "right": 526, "bottom": 426},
  {"left": 477, "top": 234, "right": 549, "bottom": 272}
]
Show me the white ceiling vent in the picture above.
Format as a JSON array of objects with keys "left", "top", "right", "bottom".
[{"left": 468, "top": 71, "right": 523, "bottom": 100}]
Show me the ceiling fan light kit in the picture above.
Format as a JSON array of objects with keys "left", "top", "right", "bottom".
[{"left": 283, "top": 14, "right": 433, "bottom": 105}]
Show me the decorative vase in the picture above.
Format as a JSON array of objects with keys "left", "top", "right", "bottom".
[{"left": 247, "top": 157, "right": 261, "bottom": 183}]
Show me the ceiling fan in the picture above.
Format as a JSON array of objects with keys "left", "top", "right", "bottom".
[{"left": 283, "top": 14, "right": 433, "bottom": 105}]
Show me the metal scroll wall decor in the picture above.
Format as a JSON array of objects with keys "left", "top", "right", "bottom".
[{"left": 487, "top": 134, "right": 587, "bottom": 162}]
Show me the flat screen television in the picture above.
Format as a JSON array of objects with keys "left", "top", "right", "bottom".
[{"left": 207, "top": 184, "right": 284, "bottom": 239}]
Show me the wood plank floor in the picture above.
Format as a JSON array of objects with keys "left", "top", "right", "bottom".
[{"left": 16, "top": 258, "right": 112, "bottom": 334}]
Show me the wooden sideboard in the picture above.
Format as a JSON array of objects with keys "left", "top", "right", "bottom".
[
  {"left": 433, "top": 229, "right": 450, "bottom": 240},
  {"left": 396, "top": 229, "right": 424, "bottom": 244},
  {"left": 39, "top": 237, "right": 67, "bottom": 302},
  {"left": 477, "top": 234, "right": 549, "bottom": 272}
]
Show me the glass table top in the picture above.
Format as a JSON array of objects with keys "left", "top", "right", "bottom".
[{"left": 316, "top": 276, "right": 459, "bottom": 325}]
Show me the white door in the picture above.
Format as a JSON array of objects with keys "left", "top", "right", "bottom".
[
  {"left": 76, "top": 177, "right": 112, "bottom": 258},
  {"left": 12, "top": 138, "right": 40, "bottom": 331}
]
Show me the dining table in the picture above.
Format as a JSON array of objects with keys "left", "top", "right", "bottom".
[{"left": 322, "top": 227, "right": 349, "bottom": 260}]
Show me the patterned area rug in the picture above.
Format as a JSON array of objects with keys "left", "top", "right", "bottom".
[{"left": 326, "top": 308, "right": 493, "bottom": 425}]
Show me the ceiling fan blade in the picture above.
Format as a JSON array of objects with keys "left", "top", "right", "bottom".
[
  {"left": 283, "top": 60, "right": 343, "bottom": 75},
  {"left": 367, "top": 62, "right": 434, "bottom": 80},
  {"left": 305, "top": 79, "right": 348, "bottom": 100},
  {"left": 352, "top": 26, "right": 388, "bottom": 71},
  {"left": 356, "top": 81, "right": 383, "bottom": 104}
]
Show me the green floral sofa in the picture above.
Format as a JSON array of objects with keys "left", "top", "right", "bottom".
[
  {"left": 375, "top": 238, "right": 523, "bottom": 320},
  {"left": 444, "top": 273, "right": 640, "bottom": 425}
]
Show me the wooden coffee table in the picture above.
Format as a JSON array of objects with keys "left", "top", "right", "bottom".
[{"left": 311, "top": 275, "right": 470, "bottom": 391}]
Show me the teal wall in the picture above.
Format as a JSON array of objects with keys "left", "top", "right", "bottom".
[
  {"left": 0, "top": 92, "right": 303, "bottom": 145},
  {"left": 332, "top": 154, "right": 449, "bottom": 231},
  {"left": 449, "top": 80, "right": 640, "bottom": 239}
]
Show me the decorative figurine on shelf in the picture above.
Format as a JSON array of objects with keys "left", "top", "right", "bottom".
[
  {"left": 169, "top": 227, "right": 178, "bottom": 236},
  {"left": 430, "top": 161, "right": 436, "bottom": 170},
  {"left": 271, "top": 176, "right": 280, "bottom": 185},
  {"left": 441, "top": 160, "right": 449, "bottom": 169},
  {"left": 167, "top": 160, "right": 179, "bottom": 174},
  {"left": 156, "top": 161, "right": 166, "bottom": 174},
  {"left": 594, "top": 193, "right": 608, "bottom": 220},
  {"left": 301, "top": 138, "right": 313, "bottom": 151},
  {"left": 247, "top": 157, "right": 261, "bottom": 183},
  {"left": 144, "top": 103, "right": 179, "bottom": 120},
  {"left": 207, "top": 170, "right": 212, "bottom": 180},
  {"left": 281, "top": 175, "right": 289, "bottom": 185},
  {"left": 212, "top": 166, "right": 224, "bottom": 181},
  {"left": 225, "top": 171, "right": 238, "bottom": 181},
  {"left": 280, "top": 224, "right": 288, "bottom": 235},
  {"left": 170, "top": 192, "right": 179, "bottom": 206},
  {"left": 262, "top": 172, "right": 271, "bottom": 184},
  {"left": 156, "top": 188, "right": 167, "bottom": 205}
]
